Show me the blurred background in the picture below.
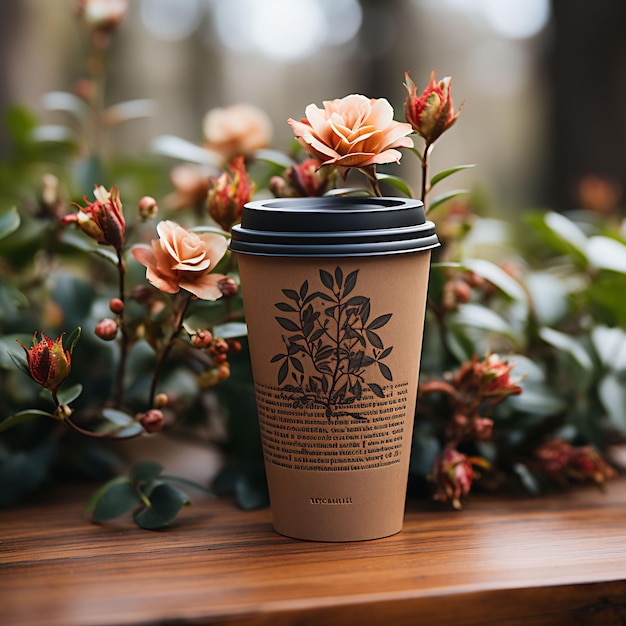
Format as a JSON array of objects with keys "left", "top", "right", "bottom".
[{"left": 2, "top": 0, "right": 625, "bottom": 215}]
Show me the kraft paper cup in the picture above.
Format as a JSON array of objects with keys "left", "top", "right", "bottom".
[{"left": 230, "top": 197, "right": 439, "bottom": 542}]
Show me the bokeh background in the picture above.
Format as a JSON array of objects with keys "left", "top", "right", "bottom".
[{"left": 2, "top": 0, "right": 624, "bottom": 215}]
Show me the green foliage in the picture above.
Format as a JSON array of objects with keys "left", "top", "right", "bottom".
[{"left": 86, "top": 461, "right": 212, "bottom": 529}]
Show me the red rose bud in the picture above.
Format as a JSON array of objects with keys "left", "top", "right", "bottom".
[
  {"left": 431, "top": 448, "right": 477, "bottom": 510},
  {"left": 138, "top": 195, "right": 158, "bottom": 221},
  {"left": 192, "top": 330, "right": 213, "bottom": 348},
  {"left": 17, "top": 331, "right": 71, "bottom": 394},
  {"left": 270, "top": 159, "right": 332, "bottom": 198},
  {"left": 470, "top": 416, "right": 494, "bottom": 442},
  {"left": 62, "top": 185, "right": 125, "bottom": 251},
  {"left": 95, "top": 318, "right": 118, "bottom": 341},
  {"left": 404, "top": 71, "right": 463, "bottom": 147},
  {"left": 207, "top": 156, "right": 255, "bottom": 232},
  {"left": 109, "top": 297, "right": 124, "bottom": 314},
  {"left": 218, "top": 276, "right": 238, "bottom": 298},
  {"left": 569, "top": 446, "right": 616, "bottom": 486},
  {"left": 139, "top": 409, "right": 165, "bottom": 433}
]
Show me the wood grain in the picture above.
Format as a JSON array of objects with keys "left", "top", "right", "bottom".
[{"left": 1, "top": 479, "right": 626, "bottom": 625}]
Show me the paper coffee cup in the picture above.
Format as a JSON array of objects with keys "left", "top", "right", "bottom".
[{"left": 230, "top": 197, "right": 438, "bottom": 541}]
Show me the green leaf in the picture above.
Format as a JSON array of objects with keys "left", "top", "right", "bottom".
[
  {"left": 131, "top": 461, "right": 163, "bottom": 482},
  {"left": 134, "top": 483, "right": 190, "bottom": 529},
  {"left": 7, "top": 349, "right": 30, "bottom": 377},
  {"left": 85, "top": 475, "right": 130, "bottom": 512},
  {"left": 102, "top": 408, "right": 135, "bottom": 427},
  {"left": 151, "top": 134, "right": 220, "bottom": 165},
  {"left": 103, "top": 99, "right": 157, "bottom": 125},
  {"left": 90, "top": 479, "right": 139, "bottom": 521},
  {"left": 56, "top": 383, "right": 83, "bottom": 405},
  {"left": 450, "top": 303, "right": 519, "bottom": 342},
  {"left": 212, "top": 322, "right": 248, "bottom": 339},
  {"left": 253, "top": 148, "right": 296, "bottom": 169},
  {"left": 190, "top": 225, "right": 231, "bottom": 238},
  {"left": 587, "top": 236, "right": 626, "bottom": 273},
  {"left": 41, "top": 91, "right": 90, "bottom": 120},
  {"left": 99, "top": 409, "right": 144, "bottom": 438},
  {"left": 60, "top": 230, "right": 118, "bottom": 265},
  {"left": 507, "top": 383, "right": 567, "bottom": 415},
  {"left": 463, "top": 258, "right": 528, "bottom": 304},
  {"left": 0, "top": 335, "right": 31, "bottom": 369},
  {"left": 0, "top": 207, "right": 20, "bottom": 240},
  {"left": 598, "top": 373, "right": 626, "bottom": 436},
  {"left": 407, "top": 145, "right": 425, "bottom": 164},
  {"left": 428, "top": 189, "right": 469, "bottom": 212},
  {"left": 430, "top": 164, "right": 476, "bottom": 188},
  {"left": 431, "top": 262, "right": 464, "bottom": 270},
  {"left": 512, "top": 463, "right": 541, "bottom": 495},
  {"left": 538, "top": 327, "right": 593, "bottom": 372},
  {"left": 110, "top": 423, "right": 145, "bottom": 439},
  {"left": 66, "top": 326, "right": 82, "bottom": 355},
  {"left": 162, "top": 475, "right": 214, "bottom": 497},
  {"left": 323, "top": 187, "right": 370, "bottom": 197},
  {"left": 234, "top": 472, "right": 269, "bottom": 511},
  {"left": 375, "top": 173, "right": 414, "bottom": 198},
  {"left": 0, "top": 409, "right": 55, "bottom": 433},
  {"left": 591, "top": 326, "right": 626, "bottom": 372},
  {"left": 543, "top": 211, "right": 588, "bottom": 258}
]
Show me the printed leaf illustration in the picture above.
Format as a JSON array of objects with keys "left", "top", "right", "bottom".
[{"left": 272, "top": 267, "right": 394, "bottom": 421}]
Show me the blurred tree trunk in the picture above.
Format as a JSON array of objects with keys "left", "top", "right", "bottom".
[
  {"left": 547, "top": 0, "right": 626, "bottom": 211},
  {"left": 356, "top": 0, "right": 412, "bottom": 101}
]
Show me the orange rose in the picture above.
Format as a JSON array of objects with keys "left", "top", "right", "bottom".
[
  {"left": 202, "top": 103, "right": 272, "bottom": 160},
  {"left": 287, "top": 94, "right": 414, "bottom": 169},
  {"left": 132, "top": 220, "right": 227, "bottom": 300}
]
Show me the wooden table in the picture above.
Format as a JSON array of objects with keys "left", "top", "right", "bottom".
[{"left": 1, "top": 479, "right": 626, "bottom": 626}]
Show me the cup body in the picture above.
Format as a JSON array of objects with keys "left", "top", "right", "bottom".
[{"left": 230, "top": 197, "right": 438, "bottom": 541}]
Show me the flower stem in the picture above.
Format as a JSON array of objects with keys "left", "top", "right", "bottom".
[
  {"left": 113, "top": 248, "right": 129, "bottom": 409},
  {"left": 148, "top": 292, "right": 193, "bottom": 407},
  {"left": 421, "top": 143, "right": 433, "bottom": 213},
  {"left": 359, "top": 165, "right": 383, "bottom": 197}
]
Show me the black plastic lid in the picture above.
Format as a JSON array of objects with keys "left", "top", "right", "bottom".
[{"left": 229, "top": 197, "right": 439, "bottom": 257}]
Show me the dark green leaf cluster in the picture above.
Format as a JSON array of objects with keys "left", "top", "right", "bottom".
[{"left": 86, "top": 461, "right": 212, "bottom": 530}]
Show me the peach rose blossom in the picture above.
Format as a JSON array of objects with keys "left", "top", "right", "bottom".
[
  {"left": 202, "top": 103, "right": 272, "bottom": 160},
  {"left": 132, "top": 220, "right": 228, "bottom": 300},
  {"left": 287, "top": 94, "right": 414, "bottom": 169}
]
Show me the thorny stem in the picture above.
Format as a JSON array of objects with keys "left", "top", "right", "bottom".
[{"left": 148, "top": 292, "right": 193, "bottom": 408}]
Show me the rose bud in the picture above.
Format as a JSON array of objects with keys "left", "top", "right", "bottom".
[
  {"left": 218, "top": 276, "right": 238, "bottom": 298},
  {"left": 17, "top": 331, "right": 72, "bottom": 394},
  {"left": 95, "top": 318, "right": 118, "bottom": 341},
  {"left": 62, "top": 185, "right": 125, "bottom": 251},
  {"left": 109, "top": 297, "right": 124, "bottom": 314},
  {"left": 138, "top": 195, "right": 158, "bottom": 221},
  {"left": 192, "top": 330, "right": 213, "bottom": 348},
  {"left": 404, "top": 71, "right": 463, "bottom": 147},
  {"left": 139, "top": 409, "right": 165, "bottom": 433}
]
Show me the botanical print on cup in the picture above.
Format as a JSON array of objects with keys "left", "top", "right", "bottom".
[{"left": 271, "top": 266, "right": 394, "bottom": 423}]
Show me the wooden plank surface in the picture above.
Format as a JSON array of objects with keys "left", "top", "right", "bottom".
[{"left": 1, "top": 478, "right": 626, "bottom": 626}]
